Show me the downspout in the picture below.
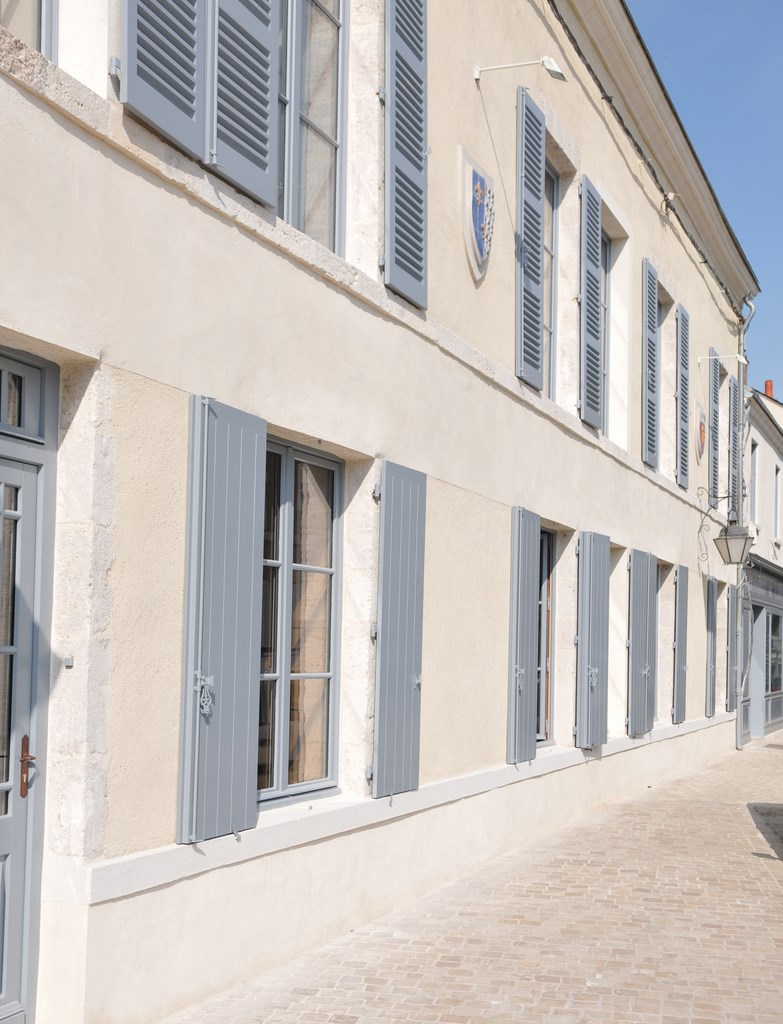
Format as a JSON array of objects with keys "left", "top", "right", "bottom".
[{"left": 735, "top": 298, "right": 756, "bottom": 750}]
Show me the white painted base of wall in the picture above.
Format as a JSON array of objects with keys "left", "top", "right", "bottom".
[{"left": 37, "top": 717, "right": 736, "bottom": 1024}]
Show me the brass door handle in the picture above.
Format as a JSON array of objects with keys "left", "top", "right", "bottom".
[{"left": 20, "top": 734, "right": 36, "bottom": 798}]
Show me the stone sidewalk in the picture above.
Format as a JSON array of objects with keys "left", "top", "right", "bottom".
[{"left": 163, "top": 738, "right": 783, "bottom": 1023}]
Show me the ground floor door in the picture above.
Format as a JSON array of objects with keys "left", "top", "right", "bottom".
[{"left": 0, "top": 458, "right": 38, "bottom": 1024}]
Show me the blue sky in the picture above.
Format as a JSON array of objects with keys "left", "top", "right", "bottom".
[{"left": 624, "top": 0, "right": 783, "bottom": 394}]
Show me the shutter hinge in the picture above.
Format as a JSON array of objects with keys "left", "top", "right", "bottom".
[
  {"left": 377, "top": 87, "right": 386, "bottom": 105},
  {"left": 413, "top": 673, "right": 422, "bottom": 690},
  {"left": 378, "top": 253, "right": 386, "bottom": 270},
  {"left": 370, "top": 622, "right": 378, "bottom": 642},
  {"left": 574, "top": 634, "right": 579, "bottom": 646},
  {"left": 372, "top": 482, "right": 382, "bottom": 502},
  {"left": 627, "top": 557, "right": 631, "bottom": 571},
  {"left": 109, "top": 56, "right": 121, "bottom": 78},
  {"left": 194, "top": 672, "right": 214, "bottom": 718},
  {"left": 625, "top": 716, "right": 629, "bottom": 726},
  {"left": 366, "top": 764, "right": 374, "bottom": 782},
  {"left": 572, "top": 725, "right": 577, "bottom": 737},
  {"left": 626, "top": 639, "right": 630, "bottom": 649}
]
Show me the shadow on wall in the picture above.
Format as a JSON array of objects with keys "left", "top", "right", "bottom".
[{"left": 748, "top": 803, "right": 783, "bottom": 861}]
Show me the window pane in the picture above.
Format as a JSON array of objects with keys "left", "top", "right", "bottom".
[
  {"left": 4, "top": 487, "right": 17, "bottom": 513},
  {"left": 288, "top": 678, "right": 329, "bottom": 784},
  {"left": 264, "top": 451, "right": 281, "bottom": 561},
  {"left": 299, "top": 124, "right": 336, "bottom": 250},
  {"left": 0, "top": 516, "right": 17, "bottom": 649},
  {"left": 293, "top": 460, "right": 334, "bottom": 567},
  {"left": 771, "top": 615, "right": 782, "bottom": 694},
  {"left": 544, "top": 172, "right": 554, "bottom": 248},
  {"left": 1, "top": 0, "right": 39, "bottom": 50},
  {"left": 7, "top": 375, "right": 22, "bottom": 428},
  {"left": 0, "top": 654, "right": 12, "bottom": 815},
  {"left": 290, "top": 570, "right": 331, "bottom": 673},
  {"left": 258, "top": 679, "right": 277, "bottom": 790},
  {"left": 261, "top": 565, "right": 279, "bottom": 674},
  {"left": 300, "top": 0, "right": 339, "bottom": 138},
  {"left": 278, "top": 98, "right": 287, "bottom": 217},
  {"left": 278, "top": 0, "right": 289, "bottom": 94}
]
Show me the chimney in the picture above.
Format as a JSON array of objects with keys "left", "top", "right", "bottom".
[{"left": 765, "top": 379, "right": 774, "bottom": 398}]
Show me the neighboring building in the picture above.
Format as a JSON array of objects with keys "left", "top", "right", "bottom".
[
  {"left": 0, "top": 1, "right": 761, "bottom": 1022},
  {"left": 743, "top": 382, "right": 783, "bottom": 740}
]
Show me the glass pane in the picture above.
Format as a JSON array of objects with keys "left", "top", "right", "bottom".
[
  {"left": 290, "top": 571, "right": 331, "bottom": 673},
  {"left": 543, "top": 249, "right": 553, "bottom": 334},
  {"left": 0, "top": 654, "right": 12, "bottom": 814},
  {"left": 288, "top": 678, "right": 329, "bottom": 784},
  {"left": 264, "top": 451, "right": 281, "bottom": 561},
  {"left": 261, "top": 565, "right": 279, "bottom": 674},
  {"left": 258, "top": 679, "right": 277, "bottom": 790},
  {"left": 317, "top": 0, "right": 338, "bottom": 16},
  {"left": 299, "top": 124, "right": 336, "bottom": 250},
  {"left": 0, "top": 0, "right": 40, "bottom": 50},
  {"left": 3, "top": 487, "right": 17, "bottom": 513},
  {"left": 0, "top": 517, "right": 17, "bottom": 648},
  {"left": 771, "top": 615, "right": 782, "bottom": 693},
  {"left": 7, "top": 375, "right": 22, "bottom": 428},
  {"left": 300, "top": 0, "right": 339, "bottom": 137},
  {"left": 278, "top": 0, "right": 289, "bottom": 93},
  {"left": 293, "top": 461, "right": 334, "bottom": 567},
  {"left": 544, "top": 172, "right": 554, "bottom": 248},
  {"left": 278, "top": 99, "right": 287, "bottom": 218}
]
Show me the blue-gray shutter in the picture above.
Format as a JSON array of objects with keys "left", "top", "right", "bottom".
[
  {"left": 676, "top": 306, "right": 690, "bottom": 489},
  {"left": 508, "top": 507, "right": 541, "bottom": 763},
  {"left": 580, "top": 177, "right": 603, "bottom": 429},
  {"left": 516, "top": 89, "right": 546, "bottom": 390},
  {"left": 212, "top": 0, "right": 279, "bottom": 206},
  {"left": 372, "top": 461, "right": 426, "bottom": 798},
  {"left": 642, "top": 260, "right": 659, "bottom": 468},
  {"left": 179, "top": 396, "right": 266, "bottom": 843},
  {"left": 385, "top": 0, "right": 427, "bottom": 308},
  {"left": 628, "top": 550, "right": 657, "bottom": 737},
  {"left": 575, "top": 531, "right": 610, "bottom": 748},
  {"left": 726, "top": 583, "right": 738, "bottom": 713},
  {"left": 122, "top": 0, "right": 207, "bottom": 159},
  {"left": 705, "top": 576, "right": 717, "bottom": 717},
  {"left": 708, "top": 347, "right": 720, "bottom": 509},
  {"left": 728, "top": 375, "right": 740, "bottom": 514},
  {"left": 672, "top": 565, "right": 688, "bottom": 724}
]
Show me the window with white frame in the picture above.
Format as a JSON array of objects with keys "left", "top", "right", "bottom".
[
  {"left": 750, "top": 441, "right": 758, "bottom": 523},
  {"left": 536, "top": 530, "right": 554, "bottom": 740},
  {"left": 260, "top": 442, "right": 341, "bottom": 799},
  {"left": 542, "top": 167, "right": 559, "bottom": 399},
  {"left": 599, "top": 232, "right": 611, "bottom": 431},
  {"left": 776, "top": 466, "right": 781, "bottom": 540},
  {"left": 0, "top": 0, "right": 53, "bottom": 53}
]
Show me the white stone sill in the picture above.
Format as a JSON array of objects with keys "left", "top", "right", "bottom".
[
  {"left": 42, "top": 713, "right": 733, "bottom": 907},
  {"left": 0, "top": 31, "right": 730, "bottom": 535}
]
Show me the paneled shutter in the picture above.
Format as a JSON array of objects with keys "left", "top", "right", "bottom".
[
  {"left": 706, "top": 576, "right": 717, "bottom": 717},
  {"left": 708, "top": 347, "right": 720, "bottom": 509},
  {"left": 642, "top": 260, "right": 659, "bottom": 468},
  {"left": 179, "top": 397, "right": 267, "bottom": 843},
  {"left": 385, "top": 0, "right": 427, "bottom": 308},
  {"left": 516, "top": 89, "right": 546, "bottom": 389},
  {"left": 676, "top": 306, "right": 690, "bottom": 489},
  {"left": 726, "top": 583, "right": 738, "bottom": 713},
  {"left": 580, "top": 177, "right": 603, "bottom": 429},
  {"left": 628, "top": 550, "right": 657, "bottom": 737},
  {"left": 672, "top": 565, "right": 688, "bottom": 724},
  {"left": 373, "top": 461, "right": 426, "bottom": 798},
  {"left": 728, "top": 375, "right": 740, "bottom": 513},
  {"left": 575, "top": 531, "right": 610, "bottom": 748},
  {"left": 508, "top": 507, "right": 541, "bottom": 763},
  {"left": 213, "top": 0, "right": 279, "bottom": 206},
  {"left": 122, "top": 0, "right": 208, "bottom": 159}
]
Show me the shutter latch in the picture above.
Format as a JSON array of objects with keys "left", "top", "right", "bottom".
[
  {"left": 195, "top": 672, "right": 215, "bottom": 718},
  {"left": 109, "top": 57, "right": 121, "bottom": 79},
  {"left": 413, "top": 673, "right": 422, "bottom": 690}
]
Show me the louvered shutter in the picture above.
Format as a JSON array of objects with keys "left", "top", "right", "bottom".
[
  {"left": 642, "top": 260, "right": 659, "bottom": 468},
  {"left": 212, "top": 0, "right": 279, "bottom": 206},
  {"left": 122, "top": 0, "right": 208, "bottom": 159},
  {"left": 508, "top": 507, "right": 541, "bottom": 763},
  {"left": 706, "top": 576, "right": 717, "bottom": 717},
  {"left": 628, "top": 550, "right": 657, "bottom": 736},
  {"left": 676, "top": 306, "right": 690, "bottom": 489},
  {"left": 672, "top": 565, "right": 688, "bottom": 724},
  {"left": 728, "top": 375, "right": 740, "bottom": 513},
  {"left": 575, "top": 531, "right": 610, "bottom": 748},
  {"left": 516, "top": 89, "right": 546, "bottom": 390},
  {"left": 580, "top": 177, "right": 603, "bottom": 429},
  {"left": 179, "top": 397, "right": 266, "bottom": 843},
  {"left": 373, "top": 461, "right": 426, "bottom": 798},
  {"left": 708, "top": 347, "right": 720, "bottom": 509},
  {"left": 726, "top": 583, "right": 738, "bottom": 713},
  {"left": 385, "top": 0, "right": 427, "bottom": 308}
]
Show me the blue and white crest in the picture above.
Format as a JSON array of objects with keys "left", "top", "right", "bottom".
[{"left": 461, "top": 147, "right": 495, "bottom": 280}]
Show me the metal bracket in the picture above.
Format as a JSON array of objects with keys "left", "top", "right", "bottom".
[
  {"left": 195, "top": 672, "right": 215, "bottom": 718},
  {"left": 372, "top": 482, "right": 382, "bottom": 502}
]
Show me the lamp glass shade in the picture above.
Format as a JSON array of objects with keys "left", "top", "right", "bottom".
[{"left": 713, "top": 525, "right": 754, "bottom": 565}]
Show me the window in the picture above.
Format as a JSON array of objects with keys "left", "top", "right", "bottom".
[
  {"left": 708, "top": 348, "right": 720, "bottom": 508},
  {"left": 579, "top": 176, "right": 606, "bottom": 430},
  {"left": 536, "top": 531, "right": 554, "bottom": 739},
  {"left": 641, "top": 259, "right": 660, "bottom": 469},
  {"left": 750, "top": 441, "right": 758, "bottom": 522},
  {"left": 599, "top": 232, "right": 610, "bottom": 431},
  {"left": 122, "top": 0, "right": 345, "bottom": 250},
  {"left": 260, "top": 442, "right": 341, "bottom": 799},
  {"left": 278, "top": 0, "right": 345, "bottom": 250},
  {"left": 542, "top": 168, "right": 558, "bottom": 398},
  {"left": 776, "top": 466, "right": 781, "bottom": 539},
  {"left": 627, "top": 550, "right": 657, "bottom": 736},
  {"left": 575, "top": 531, "right": 610, "bottom": 749},
  {"left": 0, "top": 0, "right": 53, "bottom": 53},
  {"left": 675, "top": 305, "right": 690, "bottom": 489},
  {"left": 767, "top": 613, "right": 782, "bottom": 695}
]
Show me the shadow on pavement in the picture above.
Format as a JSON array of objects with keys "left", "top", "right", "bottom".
[{"left": 748, "top": 803, "right": 783, "bottom": 860}]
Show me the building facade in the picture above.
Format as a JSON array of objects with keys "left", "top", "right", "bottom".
[{"left": 0, "top": 0, "right": 761, "bottom": 1022}]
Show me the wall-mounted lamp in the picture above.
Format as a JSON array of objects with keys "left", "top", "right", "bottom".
[
  {"left": 713, "top": 507, "right": 754, "bottom": 566},
  {"left": 473, "top": 56, "right": 567, "bottom": 82}
]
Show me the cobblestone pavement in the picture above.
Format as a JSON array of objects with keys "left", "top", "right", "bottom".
[{"left": 164, "top": 738, "right": 783, "bottom": 1023}]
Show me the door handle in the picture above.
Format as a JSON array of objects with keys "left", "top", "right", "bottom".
[{"left": 20, "top": 734, "right": 36, "bottom": 798}]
